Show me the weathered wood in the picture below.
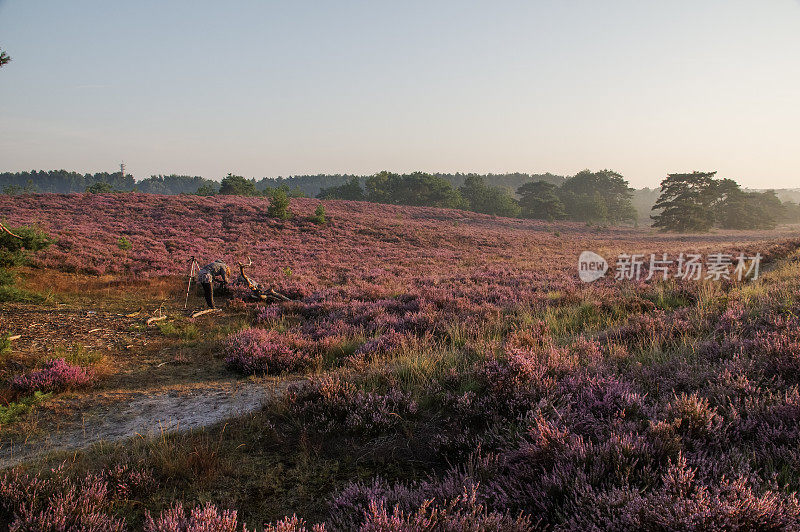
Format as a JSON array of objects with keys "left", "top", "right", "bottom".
[
  {"left": 6, "top": 335, "right": 21, "bottom": 341},
  {"left": 0, "top": 221, "right": 22, "bottom": 240},
  {"left": 191, "top": 308, "right": 221, "bottom": 318},
  {"left": 237, "top": 260, "right": 292, "bottom": 302},
  {"left": 146, "top": 315, "right": 168, "bottom": 325}
]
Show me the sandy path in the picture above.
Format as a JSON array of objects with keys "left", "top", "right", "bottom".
[{"left": 0, "top": 378, "right": 296, "bottom": 468}]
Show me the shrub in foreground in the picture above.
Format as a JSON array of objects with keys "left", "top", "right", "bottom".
[
  {"left": 145, "top": 502, "right": 248, "bottom": 532},
  {"left": 285, "top": 377, "right": 418, "bottom": 435},
  {"left": 224, "top": 328, "right": 313, "bottom": 374},
  {"left": 0, "top": 464, "right": 153, "bottom": 531},
  {"left": 11, "top": 358, "right": 94, "bottom": 393}
]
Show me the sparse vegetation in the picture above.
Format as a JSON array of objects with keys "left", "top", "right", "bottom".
[
  {"left": 311, "top": 203, "right": 327, "bottom": 224},
  {"left": 0, "top": 392, "right": 51, "bottom": 425},
  {"left": 86, "top": 181, "right": 115, "bottom": 194},
  {"left": 117, "top": 236, "right": 132, "bottom": 251},
  {"left": 266, "top": 188, "right": 293, "bottom": 220}
]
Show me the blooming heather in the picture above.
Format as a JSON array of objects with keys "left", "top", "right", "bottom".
[
  {"left": 223, "top": 328, "right": 313, "bottom": 375},
  {"left": 11, "top": 358, "right": 94, "bottom": 393}
]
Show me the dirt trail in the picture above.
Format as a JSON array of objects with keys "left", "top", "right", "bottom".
[{"left": 0, "top": 378, "right": 297, "bottom": 468}]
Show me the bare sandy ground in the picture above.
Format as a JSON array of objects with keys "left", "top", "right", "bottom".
[{"left": 0, "top": 378, "right": 295, "bottom": 468}]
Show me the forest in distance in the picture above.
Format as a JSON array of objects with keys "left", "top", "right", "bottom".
[{"left": 2, "top": 168, "right": 800, "bottom": 231}]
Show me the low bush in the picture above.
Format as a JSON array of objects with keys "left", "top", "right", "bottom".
[
  {"left": 0, "top": 463, "right": 153, "bottom": 530},
  {"left": 0, "top": 391, "right": 51, "bottom": 425},
  {"left": 224, "top": 328, "right": 313, "bottom": 374},
  {"left": 11, "top": 358, "right": 94, "bottom": 393},
  {"left": 310, "top": 204, "right": 326, "bottom": 225},
  {"left": 267, "top": 189, "right": 293, "bottom": 220},
  {"left": 145, "top": 502, "right": 248, "bottom": 532},
  {"left": 0, "top": 224, "right": 52, "bottom": 267},
  {"left": 285, "top": 377, "right": 418, "bottom": 435}
]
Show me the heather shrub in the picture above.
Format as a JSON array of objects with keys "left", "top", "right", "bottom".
[
  {"left": 356, "top": 331, "right": 408, "bottom": 358},
  {"left": 331, "top": 483, "right": 529, "bottom": 531},
  {"left": 554, "top": 372, "right": 647, "bottom": 439},
  {"left": 285, "top": 377, "right": 418, "bottom": 435},
  {"left": 0, "top": 463, "right": 153, "bottom": 531},
  {"left": 224, "top": 328, "right": 313, "bottom": 374},
  {"left": 11, "top": 358, "right": 94, "bottom": 393},
  {"left": 329, "top": 478, "right": 426, "bottom": 529},
  {"left": 145, "top": 502, "right": 250, "bottom": 532},
  {"left": 665, "top": 392, "right": 722, "bottom": 443},
  {"left": 328, "top": 451, "right": 502, "bottom": 530},
  {"left": 255, "top": 304, "right": 282, "bottom": 324},
  {"left": 563, "top": 455, "right": 800, "bottom": 530},
  {"left": 482, "top": 413, "right": 665, "bottom": 521},
  {"left": 417, "top": 350, "right": 552, "bottom": 455},
  {"left": 346, "top": 331, "right": 410, "bottom": 367},
  {"left": 264, "top": 515, "right": 327, "bottom": 531},
  {"left": 358, "top": 486, "right": 531, "bottom": 531}
]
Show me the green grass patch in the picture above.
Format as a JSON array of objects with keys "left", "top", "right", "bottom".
[
  {"left": 0, "top": 332, "right": 11, "bottom": 357},
  {"left": 542, "top": 301, "right": 628, "bottom": 337},
  {"left": 323, "top": 337, "right": 363, "bottom": 367},
  {"left": 0, "top": 391, "right": 52, "bottom": 425},
  {"left": 158, "top": 321, "right": 200, "bottom": 341},
  {"left": 54, "top": 344, "right": 105, "bottom": 367},
  {"left": 0, "top": 284, "right": 47, "bottom": 303}
]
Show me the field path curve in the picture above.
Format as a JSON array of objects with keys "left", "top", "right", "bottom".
[{"left": 0, "top": 378, "right": 299, "bottom": 468}]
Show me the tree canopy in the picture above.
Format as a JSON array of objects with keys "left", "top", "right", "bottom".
[
  {"left": 559, "top": 170, "right": 637, "bottom": 224},
  {"left": 517, "top": 181, "right": 566, "bottom": 220},
  {"left": 317, "top": 177, "right": 364, "bottom": 201},
  {"left": 365, "top": 172, "right": 466, "bottom": 209},
  {"left": 218, "top": 174, "right": 257, "bottom": 196},
  {"left": 651, "top": 172, "right": 784, "bottom": 232},
  {"left": 459, "top": 176, "right": 521, "bottom": 217}
]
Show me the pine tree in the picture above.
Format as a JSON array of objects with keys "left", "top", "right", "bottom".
[
  {"left": 651, "top": 172, "right": 718, "bottom": 232},
  {"left": 517, "top": 181, "right": 566, "bottom": 220},
  {"left": 267, "top": 189, "right": 292, "bottom": 220}
]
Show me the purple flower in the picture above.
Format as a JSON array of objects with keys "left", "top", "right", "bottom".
[{"left": 11, "top": 358, "right": 94, "bottom": 393}]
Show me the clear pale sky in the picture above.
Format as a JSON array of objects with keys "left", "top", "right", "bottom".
[{"left": 1, "top": 1, "right": 798, "bottom": 188}]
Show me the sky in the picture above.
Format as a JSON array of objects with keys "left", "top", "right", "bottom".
[{"left": 0, "top": 1, "right": 799, "bottom": 189}]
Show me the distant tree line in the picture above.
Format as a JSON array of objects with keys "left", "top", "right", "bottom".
[
  {"left": 0, "top": 170, "right": 564, "bottom": 200},
  {"left": 651, "top": 171, "right": 800, "bottom": 231},
  {"left": 319, "top": 169, "right": 637, "bottom": 224},
  {"left": 4, "top": 168, "right": 799, "bottom": 229},
  {"left": 517, "top": 170, "right": 638, "bottom": 224},
  {"left": 0, "top": 170, "right": 137, "bottom": 194}
]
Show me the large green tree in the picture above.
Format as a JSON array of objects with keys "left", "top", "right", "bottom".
[
  {"left": 651, "top": 172, "right": 720, "bottom": 232},
  {"left": 317, "top": 177, "right": 364, "bottom": 201},
  {"left": 558, "top": 170, "right": 636, "bottom": 224},
  {"left": 218, "top": 173, "right": 257, "bottom": 196},
  {"left": 364, "top": 171, "right": 398, "bottom": 204},
  {"left": 459, "top": 175, "right": 520, "bottom": 217},
  {"left": 717, "top": 187, "right": 781, "bottom": 230},
  {"left": 517, "top": 181, "right": 566, "bottom": 220},
  {"left": 365, "top": 171, "right": 465, "bottom": 209},
  {"left": 395, "top": 172, "right": 465, "bottom": 208}
]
